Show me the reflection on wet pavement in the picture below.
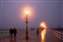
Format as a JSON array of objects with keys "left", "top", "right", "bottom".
[{"left": 0, "top": 29, "right": 63, "bottom": 42}]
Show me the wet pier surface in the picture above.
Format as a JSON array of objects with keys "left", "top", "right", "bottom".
[{"left": 0, "top": 28, "right": 63, "bottom": 42}]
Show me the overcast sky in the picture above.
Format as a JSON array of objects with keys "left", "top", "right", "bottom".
[{"left": 0, "top": 0, "right": 63, "bottom": 28}]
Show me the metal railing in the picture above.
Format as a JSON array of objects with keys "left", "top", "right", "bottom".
[
  {"left": 54, "top": 30, "right": 63, "bottom": 40},
  {"left": 0, "top": 31, "right": 9, "bottom": 38}
]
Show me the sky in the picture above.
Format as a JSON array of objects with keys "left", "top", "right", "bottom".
[{"left": 0, "top": 0, "right": 63, "bottom": 29}]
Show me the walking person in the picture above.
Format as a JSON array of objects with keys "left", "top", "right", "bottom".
[
  {"left": 13, "top": 27, "right": 17, "bottom": 38},
  {"left": 9, "top": 27, "right": 13, "bottom": 42},
  {"left": 13, "top": 27, "right": 17, "bottom": 42}
]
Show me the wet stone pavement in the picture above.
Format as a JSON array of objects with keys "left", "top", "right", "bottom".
[{"left": 0, "top": 28, "right": 63, "bottom": 42}]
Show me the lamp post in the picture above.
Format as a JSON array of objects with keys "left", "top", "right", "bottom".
[
  {"left": 25, "top": 14, "right": 28, "bottom": 42},
  {"left": 23, "top": 6, "right": 32, "bottom": 42}
]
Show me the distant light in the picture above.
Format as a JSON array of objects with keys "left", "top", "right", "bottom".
[
  {"left": 40, "top": 21, "right": 47, "bottom": 42},
  {"left": 40, "top": 22, "right": 47, "bottom": 29}
]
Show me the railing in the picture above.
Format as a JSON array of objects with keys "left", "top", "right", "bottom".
[
  {"left": 54, "top": 30, "right": 63, "bottom": 40},
  {"left": 0, "top": 31, "right": 9, "bottom": 38}
]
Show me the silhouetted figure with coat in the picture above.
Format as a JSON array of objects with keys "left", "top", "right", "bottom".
[
  {"left": 9, "top": 26, "right": 17, "bottom": 42},
  {"left": 9, "top": 28, "right": 13, "bottom": 39},
  {"left": 13, "top": 28, "right": 17, "bottom": 38}
]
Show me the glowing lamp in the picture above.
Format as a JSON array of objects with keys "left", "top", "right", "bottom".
[
  {"left": 22, "top": 6, "right": 32, "bottom": 17},
  {"left": 40, "top": 22, "right": 47, "bottom": 29}
]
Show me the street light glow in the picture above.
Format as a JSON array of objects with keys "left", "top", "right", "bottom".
[
  {"left": 20, "top": 5, "right": 35, "bottom": 21},
  {"left": 23, "top": 7, "right": 31, "bottom": 16},
  {"left": 22, "top": 6, "right": 32, "bottom": 17}
]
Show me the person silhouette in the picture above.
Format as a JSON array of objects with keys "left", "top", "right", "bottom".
[
  {"left": 9, "top": 25, "right": 17, "bottom": 42},
  {"left": 9, "top": 27, "right": 13, "bottom": 38},
  {"left": 13, "top": 27, "right": 17, "bottom": 38}
]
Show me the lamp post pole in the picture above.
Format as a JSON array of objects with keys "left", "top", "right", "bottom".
[
  {"left": 22, "top": 6, "right": 32, "bottom": 42},
  {"left": 25, "top": 15, "right": 28, "bottom": 42}
]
